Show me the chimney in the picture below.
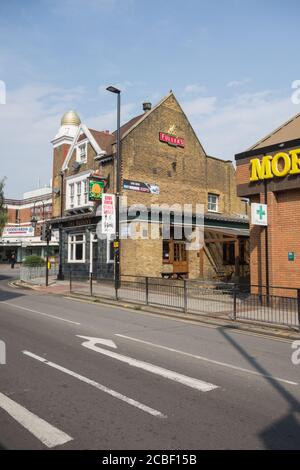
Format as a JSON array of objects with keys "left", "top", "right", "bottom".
[{"left": 143, "top": 102, "right": 152, "bottom": 113}]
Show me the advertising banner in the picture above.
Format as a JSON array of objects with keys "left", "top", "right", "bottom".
[
  {"left": 123, "top": 179, "right": 160, "bottom": 195},
  {"left": 3, "top": 226, "right": 34, "bottom": 237},
  {"left": 102, "top": 193, "right": 116, "bottom": 235}
]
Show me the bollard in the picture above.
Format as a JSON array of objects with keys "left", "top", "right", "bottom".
[
  {"left": 183, "top": 279, "right": 188, "bottom": 314},
  {"left": 90, "top": 272, "right": 93, "bottom": 296},
  {"left": 232, "top": 287, "right": 237, "bottom": 321},
  {"left": 69, "top": 266, "right": 72, "bottom": 293},
  {"left": 145, "top": 277, "right": 149, "bottom": 305},
  {"left": 297, "top": 289, "right": 300, "bottom": 331}
]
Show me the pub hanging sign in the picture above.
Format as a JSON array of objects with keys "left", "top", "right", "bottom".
[
  {"left": 88, "top": 178, "right": 105, "bottom": 201},
  {"left": 159, "top": 124, "right": 185, "bottom": 148}
]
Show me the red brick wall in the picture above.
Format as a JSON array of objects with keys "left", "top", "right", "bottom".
[{"left": 249, "top": 189, "right": 300, "bottom": 292}]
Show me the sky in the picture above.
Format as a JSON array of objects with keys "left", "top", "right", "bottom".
[{"left": 1, "top": 0, "right": 300, "bottom": 197}]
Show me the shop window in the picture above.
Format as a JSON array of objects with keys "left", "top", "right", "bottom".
[
  {"left": 208, "top": 193, "right": 219, "bottom": 212},
  {"left": 163, "top": 240, "right": 170, "bottom": 263},
  {"left": 223, "top": 240, "right": 247, "bottom": 265},
  {"left": 162, "top": 240, "right": 186, "bottom": 263},
  {"left": 68, "top": 233, "right": 86, "bottom": 262},
  {"left": 223, "top": 242, "right": 235, "bottom": 265},
  {"left": 239, "top": 239, "right": 247, "bottom": 265},
  {"left": 174, "top": 241, "right": 186, "bottom": 262}
]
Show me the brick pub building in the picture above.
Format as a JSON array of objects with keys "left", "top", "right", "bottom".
[
  {"left": 235, "top": 112, "right": 300, "bottom": 292},
  {"left": 51, "top": 92, "right": 249, "bottom": 281}
]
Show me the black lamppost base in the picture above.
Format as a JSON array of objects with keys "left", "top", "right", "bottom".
[{"left": 57, "top": 270, "right": 64, "bottom": 281}]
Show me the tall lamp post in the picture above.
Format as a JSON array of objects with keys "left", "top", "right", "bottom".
[
  {"left": 106, "top": 85, "right": 121, "bottom": 291},
  {"left": 57, "top": 170, "right": 64, "bottom": 280}
]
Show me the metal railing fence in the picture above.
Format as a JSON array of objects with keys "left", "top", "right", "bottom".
[{"left": 68, "top": 267, "right": 300, "bottom": 330}]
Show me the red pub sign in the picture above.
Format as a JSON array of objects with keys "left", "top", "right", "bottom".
[{"left": 159, "top": 125, "right": 185, "bottom": 148}]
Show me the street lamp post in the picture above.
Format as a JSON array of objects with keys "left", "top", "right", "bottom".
[
  {"left": 106, "top": 86, "right": 121, "bottom": 291},
  {"left": 57, "top": 170, "right": 64, "bottom": 281}
]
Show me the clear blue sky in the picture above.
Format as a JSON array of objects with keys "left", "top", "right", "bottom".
[{"left": 1, "top": 0, "right": 300, "bottom": 197}]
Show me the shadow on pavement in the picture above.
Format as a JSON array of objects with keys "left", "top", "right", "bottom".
[
  {"left": 219, "top": 326, "right": 300, "bottom": 449},
  {"left": 0, "top": 288, "right": 25, "bottom": 302}
]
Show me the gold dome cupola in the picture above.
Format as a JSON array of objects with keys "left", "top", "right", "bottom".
[{"left": 60, "top": 110, "right": 81, "bottom": 126}]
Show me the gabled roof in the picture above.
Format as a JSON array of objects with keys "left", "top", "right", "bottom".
[
  {"left": 249, "top": 112, "right": 300, "bottom": 150},
  {"left": 114, "top": 114, "right": 144, "bottom": 140},
  {"left": 89, "top": 129, "right": 115, "bottom": 154},
  {"left": 60, "top": 91, "right": 211, "bottom": 171},
  {"left": 112, "top": 90, "right": 208, "bottom": 156},
  {"left": 62, "top": 124, "right": 109, "bottom": 171}
]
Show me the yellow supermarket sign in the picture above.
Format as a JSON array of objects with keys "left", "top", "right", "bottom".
[{"left": 250, "top": 148, "right": 300, "bottom": 181}]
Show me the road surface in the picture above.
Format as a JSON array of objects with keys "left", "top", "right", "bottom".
[{"left": 0, "top": 265, "right": 299, "bottom": 449}]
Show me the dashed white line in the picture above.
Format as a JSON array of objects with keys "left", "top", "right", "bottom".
[
  {"left": 115, "top": 334, "right": 298, "bottom": 386},
  {"left": 0, "top": 391, "right": 73, "bottom": 448},
  {"left": 23, "top": 350, "right": 166, "bottom": 419},
  {"left": 1, "top": 301, "right": 81, "bottom": 325}
]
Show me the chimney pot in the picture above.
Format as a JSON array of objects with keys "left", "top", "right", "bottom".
[{"left": 143, "top": 102, "right": 152, "bottom": 112}]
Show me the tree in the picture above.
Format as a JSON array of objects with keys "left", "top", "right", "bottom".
[{"left": 0, "top": 178, "right": 7, "bottom": 237}]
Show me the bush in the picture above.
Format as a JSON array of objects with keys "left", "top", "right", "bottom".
[{"left": 23, "top": 255, "right": 45, "bottom": 267}]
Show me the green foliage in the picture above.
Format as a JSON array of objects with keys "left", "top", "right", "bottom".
[
  {"left": 23, "top": 255, "right": 45, "bottom": 267},
  {"left": 0, "top": 178, "right": 7, "bottom": 237}
]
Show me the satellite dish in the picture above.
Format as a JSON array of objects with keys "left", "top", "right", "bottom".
[{"left": 53, "top": 187, "right": 60, "bottom": 195}]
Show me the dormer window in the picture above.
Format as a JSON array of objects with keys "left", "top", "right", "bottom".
[{"left": 76, "top": 142, "right": 87, "bottom": 163}]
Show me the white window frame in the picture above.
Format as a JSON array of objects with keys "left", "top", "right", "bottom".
[
  {"left": 83, "top": 179, "right": 88, "bottom": 205},
  {"left": 69, "top": 183, "right": 75, "bottom": 208},
  {"left": 66, "top": 172, "right": 92, "bottom": 210},
  {"left": 208, "top": 193, "right": 219, "bottom": 213},
  {"left": 106, "top": 236, "right": 114, "bottom": 264},
  {"left": 76, "top": 181, "right": 82, "bottom": 206},
  {"left": 76, "top": 141, "right": 88, "bottom": 163},
  {"left": 68, "top": 233, "right": 86, "bottom": 263}
]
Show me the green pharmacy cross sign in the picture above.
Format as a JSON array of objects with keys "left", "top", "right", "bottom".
[
  {"left": 256, "top": 205, "right": 266, "bottom": 221},
  {"left": 88, "top": 179, "right": 105, "bottom": 201},
  {"left": 251, "top": 202, "right": 267, "bottom": 226}
]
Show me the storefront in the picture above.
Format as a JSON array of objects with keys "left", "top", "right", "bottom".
[
  {"left": 235, "top": 112, "right": 300, "bottom": 292},
  {"left": 0, "top": 187, "right": 59, "bottom": 263}
]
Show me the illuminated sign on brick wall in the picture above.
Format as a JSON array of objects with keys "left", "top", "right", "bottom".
[{"left": 159, "top": 124, "right": 184, "bottom": 148}]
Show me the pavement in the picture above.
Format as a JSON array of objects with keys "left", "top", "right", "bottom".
[{"left": 1, "top": 264, "right": 300, "bottom": 449}]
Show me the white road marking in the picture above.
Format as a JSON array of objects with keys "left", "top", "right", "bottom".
[
  {"left": 77, "top": 336, "right": 117, "bottom": 349},
  {"left": 0, "top": 391, "right": 73, "bottom": 448},
  {"left": 1, "top": 301, "right": 81, "bottom": 325},
  {"left": 115, "top": 334, "right": 298, "bottom": 386},
  {"left": 23, "top": 351, "right": 166, "bottom": 419},
  {"left": 77, "top": 335, "right": 218, "bottom": 392}
]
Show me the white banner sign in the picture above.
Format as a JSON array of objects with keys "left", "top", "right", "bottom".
[
  {"left": 3, "top": 226, "right": 34, "bottom": 237},
  {"left": 251, "top": 203, "right": 268, "bottom": 226},
  {"left": 101, "top": 194, "right": 116, "bottom": 235}
]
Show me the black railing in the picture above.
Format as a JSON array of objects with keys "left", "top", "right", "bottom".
[{"left": 68, "top": 266, "right": 300, "bottom": 330}]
